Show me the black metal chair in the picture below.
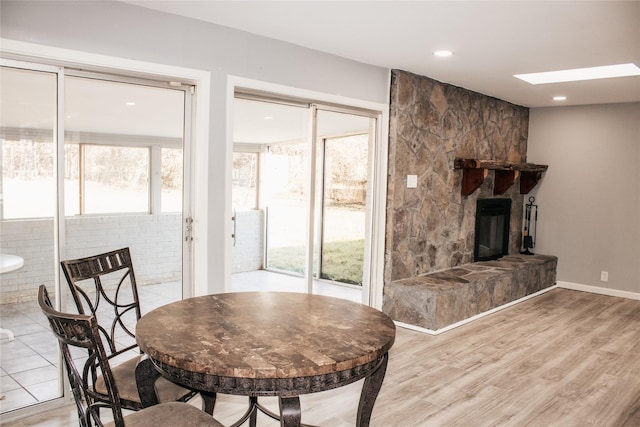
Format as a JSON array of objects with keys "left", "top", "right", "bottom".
[
  {"left": 38, "top": 285, "right": 223, "bottom": 427},
  {"left": 59, "top": 248, "right": 199, "bottom": 411}
]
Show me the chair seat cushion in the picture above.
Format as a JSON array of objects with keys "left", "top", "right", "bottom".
[
  {"left": 104, "top": 402, "right": 224, "bottom": 427},
  {"left": 95, "top": 355, "right": 193, "bottom": 405}
]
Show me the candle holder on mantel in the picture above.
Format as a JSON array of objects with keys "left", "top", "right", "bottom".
[{"left": 521, "top": 196, "right": 538, "bottom": 255}]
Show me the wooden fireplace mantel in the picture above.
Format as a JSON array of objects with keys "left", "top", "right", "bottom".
[{"left": 454, "top": 158, "right": 548, "bottom": 196}]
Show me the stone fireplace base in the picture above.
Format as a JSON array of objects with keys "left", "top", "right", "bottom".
[{"left": 382, "top": 254, "right": 557, "bottom": 332}]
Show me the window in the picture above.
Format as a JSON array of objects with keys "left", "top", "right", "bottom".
[
  {"left": 232, "top": 151, "right": 258, "bottom": 210},
  {"left": 64, "top": 75, "right": 185, "bottom": 217},
  {"left": 69, "top": 144, "right": 150, "bottom": 214},
  {"left": 161, "top": 147, "right": 183, "bottom": 212},
  {"left": 1, "top": 67, "right": 57, "bottom": 220},
  {"left": 1, "top": 72, "right": 186, "bottom": 219}
]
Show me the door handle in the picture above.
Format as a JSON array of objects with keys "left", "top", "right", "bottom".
[{"left": 232, "top": 210, "right": 237, "bottom": 247}]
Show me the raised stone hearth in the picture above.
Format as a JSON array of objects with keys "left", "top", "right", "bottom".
[
  {"left": 382, "top": 254, "right": 557, "bottom": 331},
  {"left": 383, "top": 70, "right": 557, "bottom": 333}
]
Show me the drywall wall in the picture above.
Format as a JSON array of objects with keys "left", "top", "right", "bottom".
[
  {"left": 0, "top": 1, "right": 389, "bottom": 294},
  {"left": 527, "top": 102, "right": 640, "bottom": 294},
  {"left": 0, "top": 2, "right": 388, "bottom": 102}
]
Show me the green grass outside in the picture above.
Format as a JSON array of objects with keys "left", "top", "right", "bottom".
[{"left": 267, "top": 239, "right": 364, "bottom": 285}]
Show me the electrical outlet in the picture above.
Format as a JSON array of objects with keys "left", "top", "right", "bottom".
[{"left": 600, "top": 271, "right": 608, "bottom": 282}]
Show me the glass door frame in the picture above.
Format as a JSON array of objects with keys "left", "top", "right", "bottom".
[
  {"left": 0, "top": 54, "right": 200, "bottom": 421},
  {"left": 229, "top": 77, "right": 389, "bottom": 308},
  {"left": 1, "top": 38, "right": 212, "bottom": 300},
  {"left": 306, "top": 104, "right": 378, "bottom": 302},
  {"left": 314, "top": 127, "right": 373, "bottom": 288},
  {"left": 1, "top": 57, "right": 70, "bottom": 416}
]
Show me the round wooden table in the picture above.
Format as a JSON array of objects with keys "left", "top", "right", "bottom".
[{"left": 136, "top": 292, "right": 396, "bottom": 427}]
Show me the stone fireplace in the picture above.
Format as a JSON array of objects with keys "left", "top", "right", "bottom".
[
  {"left": 383, "top": 69, "right": 527, "bottom": 283},
  {"left": 382, "top": 70, "right": 556, "bottom": 332}
]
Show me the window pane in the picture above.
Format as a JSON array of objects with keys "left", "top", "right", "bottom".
[
  {"left": 319, "top": 133, "right": 369, "bottom": 285},
  {"left": 64, "top": 143, "right": 80, "bottom": 216},
  {"left": 232, "top": 152, "right": 258, "bottom": 210},
  {"left": 1, "top": 68, "right": 56, "bottom": 219},
  {"left": 0, "top": 66, "right": 62, "bottom": 411},
  {"left": 265, "top": 142, "right": 307, "bottom": 274},
  {"left": 64, "top": 76, "right": 184, "bottom": 216},
  {"left": 83, "top": 145, "right": 149, "bottom": 214},
  {"left": 162, "top": 147, "right": 182, "bottom": 212}
]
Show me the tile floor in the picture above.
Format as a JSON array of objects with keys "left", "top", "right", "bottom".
[{"left": 0, "top": 270, "right": 361, "bottom": 418}]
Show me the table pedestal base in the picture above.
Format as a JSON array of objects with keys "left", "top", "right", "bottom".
[
  {"left": 211, "top": 353, "right": 388, "bottom": 427},
  {"left": 224, "top": 396, "right": 316, "bottom": 427}
]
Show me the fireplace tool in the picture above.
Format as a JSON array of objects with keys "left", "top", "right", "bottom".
[{"left": 521, "top": 196, "right": 537, "bottom": 255}]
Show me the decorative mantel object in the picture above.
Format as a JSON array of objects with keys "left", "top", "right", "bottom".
[
  {"left": 521, "top": 196, "right": 538, "bottom": 255},
  {"left": 454, "top": 158, "right": 548, "bottom": 196}
]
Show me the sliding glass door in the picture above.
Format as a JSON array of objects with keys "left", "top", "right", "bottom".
[
  {"left": 0, "top": 61, "right": 194, "bottom": 417},
  {"left": 264, "top": 141, "right": 309, "bottom": 277},
  {"left": 63, "top": 74, "right": 189, "bottom": 306},
  {"left": 316, "top": 110, "right": 373, "bottom": 287},
  {"left": 231, "top": 95, "right": 378, "bottom": 303},
  {"left": 0, "top": 63, "right": 61, "bottom": 413}
]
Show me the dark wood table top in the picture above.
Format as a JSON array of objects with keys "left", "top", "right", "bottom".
[{"left": 136, "top": 292, "right": 396, "bottom": 381}]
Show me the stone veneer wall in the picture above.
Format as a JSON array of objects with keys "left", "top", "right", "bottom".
[{"left": 385, "top": 70, "right": 530, "bottom": 284}]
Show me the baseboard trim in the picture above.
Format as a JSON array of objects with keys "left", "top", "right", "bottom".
[
  {"left": 557, "top": 281, "right": 640, "bottom": 300},
  {"left": 395, "top": 285, "right": 558, "bottom": 336}
]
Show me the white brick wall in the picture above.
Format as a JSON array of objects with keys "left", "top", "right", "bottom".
[
  {"left": 1, "top": 211, "right": 266, "bottom": 303},
  {"left": 0, "top": 214, "right": 182, "bottom": 304}
]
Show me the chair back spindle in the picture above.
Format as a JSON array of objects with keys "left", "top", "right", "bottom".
[
  {"left": 61, "top": 247, "right": 141, "bottom": 355},
  {"left": 60, "top": 248, "right": 199, "bottom": 413},
  {"left": 39, "top": 285, "right": 223, "bottom": 427}
]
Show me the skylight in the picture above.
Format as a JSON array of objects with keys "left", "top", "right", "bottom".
[
  {"left": 433, "top": 50, "right": 453, "bottom": 58},
  {"left": 514, "top": 63, "right": 640, "bottom": 85}
]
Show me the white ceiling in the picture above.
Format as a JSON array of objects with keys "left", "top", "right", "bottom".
[{"left": 122, "top": 0, "right": 640, "bottom": 108}]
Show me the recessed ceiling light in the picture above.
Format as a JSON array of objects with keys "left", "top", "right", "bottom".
[
  {"left": 514, "top": 63, "right": 640, "bottom": 85},
  {"left": 125, "top": 101, "right": 136, "bottom": 106},
  {"left": 433, "top": 50, "right": 453, "bottom": 58},
  {"left": 553, "top": 96, "right": 567, "bottom": 101},
  {"left": 263, "top": 116, "right": 273, "bottom": 120}
]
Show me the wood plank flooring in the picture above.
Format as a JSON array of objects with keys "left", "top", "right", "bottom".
[{"left": 4, "top": 288, "right": 640, "bottom": 426}]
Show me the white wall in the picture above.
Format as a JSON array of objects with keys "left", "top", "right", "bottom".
[
  {"left": 0, "top": 1, "right": 389, "bottom": 294},
  {"left": 527, "top": 102, "right": 640, "bottom": 294}
]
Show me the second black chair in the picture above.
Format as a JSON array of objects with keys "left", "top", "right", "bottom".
[
  {"left": 60, "top": 247, "right": 198, "bottom": 411},
  {"left": 38, "top": 285, "right": 223, "bottom": 427}
]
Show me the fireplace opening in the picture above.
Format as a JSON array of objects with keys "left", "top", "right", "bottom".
[{"left": 474, "top": 198, "right": 511, "bottom": 262}]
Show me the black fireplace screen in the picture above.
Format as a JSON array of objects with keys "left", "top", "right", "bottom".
[{"left": 474, "top": 198, "right": 511, "bottom": 261}]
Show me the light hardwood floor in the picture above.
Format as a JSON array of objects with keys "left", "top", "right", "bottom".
[{"left": 5, "top": 288, "right": 640, "bottom": 426}]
